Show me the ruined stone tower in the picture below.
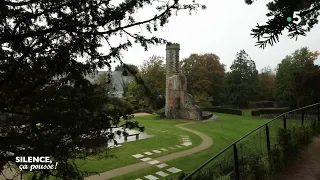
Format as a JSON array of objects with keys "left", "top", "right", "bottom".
[{"left": 165, "top": 43, "right": 202, "bottom": 120}]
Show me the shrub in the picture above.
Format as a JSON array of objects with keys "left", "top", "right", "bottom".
[
  {"left": 194, "top": 93, "right": 213, "bottom": 108},
  {"left": 292, "top": 126, "right": 313, "bottom": 147},
  {"left": 273, "top": 125, "right": 315, "bottom": 168},
  {"left": 177, "top": 172, "right": 188, "bottom": 180},
  {"left": 311, "top": 120, "right": 320, "bottom": 134},
  {"left": 276, "top": 128, "right": 298, "bottom": 165},
  {"left": 269, "top": 145, "right": 284, "bottom": 174},
  {"left": 155, "top": 107, "right": 165, "bottom": 118},
  {"left": 242, "top": 156, "right": 269, "bottom": 180},
  {"left": 216, "top": 175, "right": 231, "bottom": 180}
]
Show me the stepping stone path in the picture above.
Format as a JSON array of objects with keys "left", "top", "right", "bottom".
[
  {"left": 131, "top": 134, "right": 193, "bottom": 179},
  {"left": 144, "top": 152, "right": 153, "bottom": 155},
  {"left": 144, "top": 175, "right": 159, "bottom": 180},
  {"left": 166, "top": 167, "right": 182, "bottom": 173},
  {"left": 156, "top": 163, "right": 168, "bottom": 168},
  {"left": 182, "top": 142, "right": 192, "bottom": 146},
  {"left": 141, "top": 157, "right": 152, "bottom": 162},
  {"left": 148, "top": 160, "right": 160, "bottom": 165},
  {"left": 152, "top": 150, "right": 161, "bottom": 153},
  {"left": 156, "top": 171, "right": 169, "bottom": 177},
  {"left": 132, "top": 154, "right": 144, "bottom": 158},
  {"left": 181, "top": 135, "right": 192, "bottom": 146}
]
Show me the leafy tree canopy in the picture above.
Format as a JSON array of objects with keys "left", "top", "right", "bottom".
[
  {"left": 258, "top": 66, "right": 276, "bottom": 101},
  {"left": 275, "top": 47, "right": 319, "bottom": 107},
  {"left": 0, "top": 0, "right": 205, "bottom": 179},
  {"left": 139, "top": 55, "right": 166, "bottom": 109},
  {"left": 181, "top": 53, "right": 226, "bottom": 106},
  {"left": 246, "top": 0, "right": 320, "bottom": 48}
]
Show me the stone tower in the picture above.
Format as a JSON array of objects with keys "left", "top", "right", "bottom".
[{"left": 165, "top": 43, "right": 202, "bottom": 120}]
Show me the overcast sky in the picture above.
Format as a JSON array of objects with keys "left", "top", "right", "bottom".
[{"left": 102, "top": 0, "right": 320, "bottom": 72}]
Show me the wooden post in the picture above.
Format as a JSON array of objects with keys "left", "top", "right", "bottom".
[
  {"left": 283, "top": 114, "right": 287, "bottom": 129},
  {"left": 266, "top": 124, "right": 271, "bottom": 152},
  {"left": 124, "top": 135, "right": 128, "bottom": 141},
  {"left": 233, "top": 144, "right": 240, "bottom": 180},
  {"left": 136, "top": 134, "right": 139, "bottom": 140},
  {"left": 301, "top": 109, "right": 305, "bottom": 126}
]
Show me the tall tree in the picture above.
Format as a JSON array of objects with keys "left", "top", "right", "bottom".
[
  {"left": 275, "top": 47, "right": 319, "bottom": 107},
  {"left": 258, "top": 67, "right": 276, "bottom": 101},
  {"left": 226, "top": 50, "right": 259, "bottom": 108},
  {"left": 181, "top": 53, "right": 226, "bottom": 107},
  {"left": 139, "top": 55, "right": 166, "bottom": 109},
  {"left": 246, "top": 0, "right": 320, "bottom": 48},
  {"left": 0, "top": 0, "right": 205, "bottom": 179}
]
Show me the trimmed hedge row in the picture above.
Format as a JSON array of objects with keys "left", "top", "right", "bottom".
[
  {"left": 248, "top": 101, "right": 276, "bottom": 109},
  {"left": 251, "top": 108, "right": 290, "bottom": 116},
  {"left": 202, "top": 108, "right": 242, "bottom": 115}
]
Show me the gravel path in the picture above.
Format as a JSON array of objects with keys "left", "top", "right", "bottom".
[{"left": 85, "top": 121, "right": 213, "bottom": 180}]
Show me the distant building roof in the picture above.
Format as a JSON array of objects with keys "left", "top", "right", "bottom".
[{"left": 85, "top": 71, "right": 135, "bottom": 98}]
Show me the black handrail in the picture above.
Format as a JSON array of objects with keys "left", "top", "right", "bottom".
[{"left": 183, "top": 102, "right": 320, "bottom": 180}]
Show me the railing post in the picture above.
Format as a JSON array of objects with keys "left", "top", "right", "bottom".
[
  {"left": 301, "top": 109, "right": 305, "bottom": 126},
  {"left": 317, "top": 105, "right": 320, "bottom": 122},
  {"left": 265, "top": 124, "right": 271, "bottom": 151},
  {"left": 233, "top": 144, "right": 240, "bottom": 180},
  {"left": 283, "top": 114, "right": 287, "bottom": 129}
]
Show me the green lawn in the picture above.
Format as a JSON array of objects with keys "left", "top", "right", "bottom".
[
  {"left": 111, "top": 113, "right": 270, "bottom": 180},
  {"left": 76, "top": 115, "right": 202, "bottom": 174}
]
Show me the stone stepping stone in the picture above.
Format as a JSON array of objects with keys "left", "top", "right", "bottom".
[
  {"left": 152, "top": 150, "right": 161, "bottom": 153},
  {"left": 166, "top": 167, "right": 182, "bottom": 173},
  {"left": 181, "top": 135, "right": 189, "bottom": 138},
  {"left": 182, "top": 142, "right": 192, "bottom": 146},
  {"left": 144, "top": 152, "right": 153, "bottom": 155},
  {"left": 168, "top": 147, "right": 176, "bottom": 150},
  {"left": 160, "top": 148, "right": 168, "bottom": 151},
  {"left": 156, "top": 171, "right": 169, "bottom": 177},
  {"left": 182, "top": 137, "right": 190, "bottom": 140},
  {"left": 134, "top": 179, "right": 142, "bottom": 180},
  {"left": 144, "top": 175, "right": 159, "bottom": 180},
  {"left": 141, "top": 157, "right": 152, "bottom": 162},
  {"left": 183, "top": 139, "right": 191, "bottom": 142},
  {"left": 175, "top": 145, "right": 183, "bottom": 148},
  {"left": 147, "top": 160, "right": 160, "bottom": 165},
  {"left": 156, "top": 163, "right": 169, "bottom": 168},
  {"left": 132, "top": 154, "right": 144, "bottom": 158}
]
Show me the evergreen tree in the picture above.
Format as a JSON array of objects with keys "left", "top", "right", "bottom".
[
  {"left": 0, "top": 0, "right": 205, "bottom": 179},
  {"left": 246, "top": 0, "right": 320, "bottom": 48},
  {"left": 226, "top": 50, "right": 259, "bottom": 108}
]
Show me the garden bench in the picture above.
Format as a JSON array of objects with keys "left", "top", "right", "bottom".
[{"left": 124, "top": 133, "right": 140, "bottom": 141}]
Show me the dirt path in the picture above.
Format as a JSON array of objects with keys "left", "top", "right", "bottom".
[
  {"left": 277, "top": 135, "right": 320, "bottom": 180},
  {"left": 85, "top": 121, "right": 213, "bottom": 180},
  {"left": 133, "top": 112, "right": 152, "bottom": 116}
]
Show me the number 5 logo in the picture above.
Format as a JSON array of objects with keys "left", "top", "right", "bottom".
[{"left": 293, "top": 11, "right": 302, "bottom": 24}]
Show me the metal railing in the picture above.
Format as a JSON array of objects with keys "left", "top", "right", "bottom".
[{"left": 183, "top": 103, "right": 320, "bottom": 180}]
